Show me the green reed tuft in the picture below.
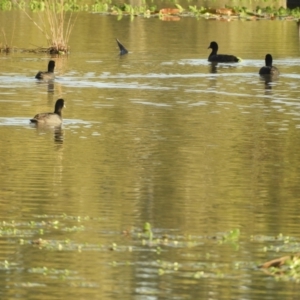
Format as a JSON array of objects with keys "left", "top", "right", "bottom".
[{"left": 16, "top": 0, "right": 79, "bottom": 54}]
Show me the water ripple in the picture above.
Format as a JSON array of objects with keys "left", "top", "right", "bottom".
[{"left": 0, "top": 117, "right": 95, "bottom": 127}]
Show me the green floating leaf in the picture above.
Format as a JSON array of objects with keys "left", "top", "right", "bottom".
[{"left": 143, "top": 222, "right": 153, "bottom": 241}]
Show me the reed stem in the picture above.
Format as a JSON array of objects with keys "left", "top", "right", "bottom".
[{"left": 15, "top": 0, "right": 77, "bottom": 54}]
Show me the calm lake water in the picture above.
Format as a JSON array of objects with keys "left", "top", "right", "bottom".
[{"left": 1, "top": 10, "right": 300, "bottom": 300}]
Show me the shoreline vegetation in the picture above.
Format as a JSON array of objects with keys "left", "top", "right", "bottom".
[{"left": 1, "top": 0, "right": 300, "bottom": 53}]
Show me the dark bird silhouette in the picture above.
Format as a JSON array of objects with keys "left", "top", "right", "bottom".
[
  {"left": 30, "top": 99, "right": 65, "bottom": 126},
  {"left": 116, "top": 39, "right": 128, "bottom": 55},
  {"left": 35, "top": 60, "right": 55, "bottom": 80},
  {"left": 208, "top": 41, "right": 240, "bottom": 63},
  {"left": 259, "top": 54, "right": 279, "bottom": 76}
]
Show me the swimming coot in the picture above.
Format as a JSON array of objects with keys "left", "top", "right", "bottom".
[{"left": 30, "top": 98, "right": 65, "bottom": 126}]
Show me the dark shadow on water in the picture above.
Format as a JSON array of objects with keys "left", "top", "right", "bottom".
[
  {"left": 208, "top": 62, "right": 239, "bottom": 74},
  {"left": 35, "top": 79, "right": 55, "bottom": 93},
  {"left": 209, "top": 63, "right": 218, "bottom": 74},
  {"left": 54, "top": 127, "right": 64, "bottom": 144},
  {"left": 31, "top": 124, "right": 64, "bottom": 145},
  {"left": 259, "top": 74, "right": 278, "bottom": 94},
  {"left": 47, "top": 81, "right": 55, "bottom": 93}
]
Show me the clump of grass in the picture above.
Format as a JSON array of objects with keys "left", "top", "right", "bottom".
[
  {"left": 0, "top": 42, "right": 10, "bottom": 53},
  {"left": 16, "top": 0, "right": 78, "bottom": 54},
  {"left": 1, "top": 27, "right": 15, "bottom": 53}
]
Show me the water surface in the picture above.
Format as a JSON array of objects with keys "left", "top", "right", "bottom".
[{"left": 1, "top": 11, "right": 300, "bottom": 300}]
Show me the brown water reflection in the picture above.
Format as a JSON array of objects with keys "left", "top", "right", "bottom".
[{"left": 1, "top": 11, "right": 300, "bottom": 300}]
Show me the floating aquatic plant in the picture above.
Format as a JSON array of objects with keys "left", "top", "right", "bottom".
[
  {"left": 4, "top": 213, "right": 300, "bottom": 283},
  {"left": 256, "top": 232, "right": 300, "bottom": 281},
  {"left": 0, "top": 0, "right": 13, "bottom": 10},
  {"left": 143, "top": 222, "right": 153, "bottom": 241},
  {"left": 91, "top": 0, "right": 110, "bottom": 13}
]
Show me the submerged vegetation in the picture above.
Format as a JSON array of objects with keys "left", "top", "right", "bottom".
[
  {"left": 2, "top": 217, "right": 300, "bottom": 282},
  {"left": 1, "top": 0, "right": 300, "bottom": 53}
]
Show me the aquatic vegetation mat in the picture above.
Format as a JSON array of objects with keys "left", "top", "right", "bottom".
[
  {"left": 1, "top": 216, "right": 300, "bottom": 284},
  {"left": 1, "top": 0, "right": 300, "bottom": 19},
  {"left": 1, "top": 1, "right": 299, "bottom": 53}
]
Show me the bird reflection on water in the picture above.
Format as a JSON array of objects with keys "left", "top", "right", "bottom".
[
  {"left": 262, "top": 76, "right": 273, "bottom": 90},
  {"left": 54, "top": 126, "right": 64, "bottom": 144},
  {"left": 35, "top": 80, "right": 55, "bottom": 93},
  {"left": 32, "top": 124, "right": 64, "bottom": 145},
  {"left": 209, "top": 62, "right": 218, "bottom": 74},
  {"left": 259, "top": 69, "right": 279, "bottom": 94}
]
